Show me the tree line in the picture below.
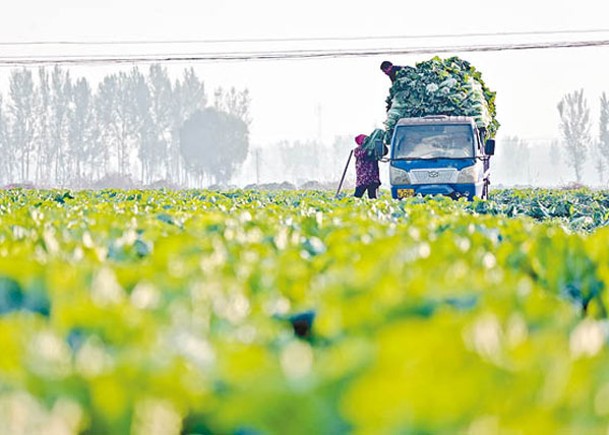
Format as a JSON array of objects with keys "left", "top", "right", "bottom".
[
  {"left": 558, "top": 89, "right": 609, "bottom": 184},
  {"left": 0, "top": 64, "right": 250, "bottom": 188},
  {"left": 496, "top": 90, "right": 609, "bottom": 187}
]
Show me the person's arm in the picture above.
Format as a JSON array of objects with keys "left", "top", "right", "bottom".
[{"left": 353, "top": 147, "right": 365, "bottom": 159}]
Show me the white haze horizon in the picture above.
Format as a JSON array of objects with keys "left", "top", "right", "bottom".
[{"left": 1, "top": 0, "right": 609, "bottom": 188}]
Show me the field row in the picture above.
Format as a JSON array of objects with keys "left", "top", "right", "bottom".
[{"left": 0, "top": 189, "right": 608, "bottom": 434}]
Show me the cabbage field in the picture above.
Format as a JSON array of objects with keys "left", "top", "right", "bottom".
[{"left": 1, "top": 188, "right": 609, "bottom": 434}]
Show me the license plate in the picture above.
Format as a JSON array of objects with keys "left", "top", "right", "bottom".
[{"left": 397, "top": 188, "right": 414, "bottom": 199}]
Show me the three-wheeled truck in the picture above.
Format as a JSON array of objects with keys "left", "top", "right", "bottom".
[{"left": 388, "top": 115, "right": 495, "bottom": 200}]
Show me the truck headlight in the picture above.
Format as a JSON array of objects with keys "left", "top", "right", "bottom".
[
  {"left": 390, "top": 166, "right": 411, "bottom": 184},
  {"left": 457, "top": 165, "right": 482, "bottom": 183}
]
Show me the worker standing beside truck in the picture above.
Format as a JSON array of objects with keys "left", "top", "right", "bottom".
[{"left": 353, "top": 134, "right": 381, "bottom": 199}]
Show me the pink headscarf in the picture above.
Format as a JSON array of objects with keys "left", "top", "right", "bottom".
[{"left": 355, "top": 134, "right": 367, "bottom": 146}]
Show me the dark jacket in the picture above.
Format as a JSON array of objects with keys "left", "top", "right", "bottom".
[{"left": 386, "top": 66, "right": 403, "bottom": 83}]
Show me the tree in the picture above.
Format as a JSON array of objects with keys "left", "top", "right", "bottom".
[
  {"left": 34, "top": 67, "right": 51, "bottom": 184},
  {"left": 67, "top": 77, "right": 95, "bottom": 183},
  {"left": 144, "top": 64, "right": 173, "bottom": 182},
  {"left": 125, "top": 67, "right": 154, "bottom": 183},
  {"left": 50, "top": 66, "right": 72, "bottom": 185},
  {"left": 95, "top": 72, "right": 137, "bottom": 177},
  {"left": 94, "top": 71, "right": 137, "bottom": 178},
  {"left": 95, "top": 74, "right": 119, "bottom": 176},
  {"left": 169, "top": 68, "right": 208, "bottom": 184},
  {"left": 0, "top": 96, "right": 8, "bottom": 185},
  {"left": 8, "top": 68, "right": 36, "bottom": 182},
  {"left": 557, "top": 89, "right": 591, "bottom": 183},
  {"left": 180, "top": 68, "right": 207, "bottom": 116},
  {"left": 114, "top": 71, "right": 135, "bottom": 177},
  {"left": 214, "top": 87, "right": 251, "bottom": 125},
  {"left": 180, "top": 108, "right": 249, "bottom": 185},
  {"left": 598, "top": 93, "right": 609, "bottom": 185}
]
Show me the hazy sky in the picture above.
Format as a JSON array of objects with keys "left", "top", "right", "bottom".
[{"left": 2, "top": 0, "right": 609, "bottom": 148}]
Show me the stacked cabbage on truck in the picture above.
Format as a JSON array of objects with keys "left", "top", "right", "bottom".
[{"left": 369, "top": 56, "right": 499, "bottom": 200}]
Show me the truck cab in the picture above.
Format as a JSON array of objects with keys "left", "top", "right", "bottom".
[{"left": 389, "top": 115, "right": 495, "bottom": 200}]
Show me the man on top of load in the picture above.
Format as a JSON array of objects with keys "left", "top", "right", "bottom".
[{"left": 380, "top": 60, "right": 404, "bottom": 83}]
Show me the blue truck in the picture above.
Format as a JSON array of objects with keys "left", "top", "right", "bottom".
[{"left": 388, "top": 115, "right": 495, "bottom": 200}]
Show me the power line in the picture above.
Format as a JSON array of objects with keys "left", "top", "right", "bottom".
[
  {"left": 1, "top": 28, "right": 609, "bottom": 47},
  {"left": 0, "top": 38, "right": 608, "bottom": 66}
]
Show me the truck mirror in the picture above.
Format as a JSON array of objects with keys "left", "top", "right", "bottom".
[{"left": 485, "top": 139, "right": 496, "bottom": 156}]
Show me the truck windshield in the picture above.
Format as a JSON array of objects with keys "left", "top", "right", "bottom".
[{"left": 393, "top": 124, "right": 475, "bottom": 159}]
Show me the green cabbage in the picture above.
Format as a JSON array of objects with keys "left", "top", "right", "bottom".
[{"left": 384, "top": 56, "right": 500, "bottom": 140}]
